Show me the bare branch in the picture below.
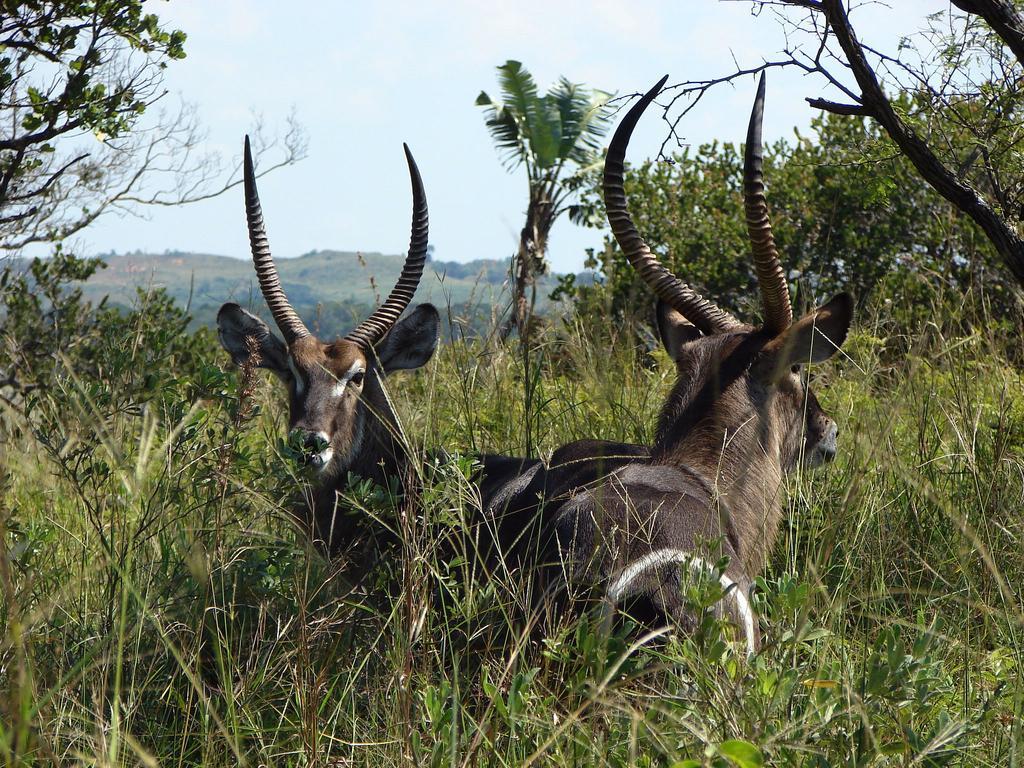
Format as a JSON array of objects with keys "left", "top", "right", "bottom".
[
  {"left": 806, "top": 97, "right": 872, "bottom": 115},
  {"left": 0, "top": 4, "right": 288, "bottom": 251},
  {"left": 810, "top": 0, "right": 1024, "bottom": 283},
  {"left": 683, "top": 1, "right": 1024, "bottom": 286}
]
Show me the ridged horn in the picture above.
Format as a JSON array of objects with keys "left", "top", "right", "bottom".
[
  {"left": 243, "top": 135, "right": 310, "bottom": 344},
  {"left": 345, "top": 144, "right": 428, "bottom": 350},
  {"left": 744, "top": 73, "right": 792, "bottom": 334},
  {"left": 604, "top": 76, "right": 739, "bottom": 336}
]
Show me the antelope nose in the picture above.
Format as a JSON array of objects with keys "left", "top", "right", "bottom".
[
  {"left": 289, "top": 429, "right": 331, "bottom": 468},
  {"left": 820, "top": 422, "right": 839, "bottom": 461}
]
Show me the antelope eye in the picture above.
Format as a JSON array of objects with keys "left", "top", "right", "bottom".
[{"left": 350, "top": 371, "right": 365, "bottom": 387}]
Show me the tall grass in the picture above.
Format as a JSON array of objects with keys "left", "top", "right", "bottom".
[{"left": 1, "top": 288, "right": 1022, "bottom": 766}]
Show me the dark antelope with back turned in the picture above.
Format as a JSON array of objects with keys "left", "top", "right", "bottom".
[{"left": 551, "top": 74, "right": 853, "bottom": 653}]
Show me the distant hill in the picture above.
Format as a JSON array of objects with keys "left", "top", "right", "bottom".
[{"left": 76, "top": 249, "right": 566, "bottom": 332}]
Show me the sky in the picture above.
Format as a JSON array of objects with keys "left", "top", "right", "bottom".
[{"left": 74, "top": 0, "right": 947, "bottom": 273}]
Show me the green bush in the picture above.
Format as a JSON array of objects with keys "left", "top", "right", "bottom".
[
  {"left": 1, "top": 262, "right": 1022, "bottom": 765},
  {"left": 556, "top": 110, "right": 1023, "bottom": 337}
]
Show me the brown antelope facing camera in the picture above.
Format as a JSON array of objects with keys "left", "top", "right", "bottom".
[
  {"left": 217, "top": 138, "right": 444, "bottom": 552},
  {"left": 551, "top": 74, "right": 853, "bottom": 654},
  {"left": 217, "top": 136, "right": 645, "bottom": 566}
]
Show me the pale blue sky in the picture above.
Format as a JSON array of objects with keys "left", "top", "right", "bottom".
[{"left": 79, "top": 0, "right": 944, "bottom": 273}]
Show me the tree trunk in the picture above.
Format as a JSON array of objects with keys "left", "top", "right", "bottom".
[
  {"left": 501, "top": 219, "right": 539, "bottom": 340},
  {"left": 950, "top": 0, "right": 1024, "bottom": 65}
]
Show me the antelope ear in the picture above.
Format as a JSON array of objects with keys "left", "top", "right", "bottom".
[
  {"left": 375, "top": 303, "right": 440, "bottom": 373},
  {"left": 216, "top": 302, "right": 290, "bottom": 376},
  {"left": 752, "top": 293, "right": 853, "bottom": 382},
  {"left": 656, "top": 299, "right": 703, "bottom": 361}
]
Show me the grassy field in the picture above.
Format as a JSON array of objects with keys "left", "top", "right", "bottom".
[{"left": 1, "top": 287, "right": 1022, "bottom": 766}]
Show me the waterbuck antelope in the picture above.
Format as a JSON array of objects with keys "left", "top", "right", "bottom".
[
  {"left": 216, "top": 137, "right": 644, "bottom": 570},
  {"left": 551, "top": 74, "right": 853, "bottom": 654},
  {"left": 217, "top": 138, "right": 448, "bottom": 552}
]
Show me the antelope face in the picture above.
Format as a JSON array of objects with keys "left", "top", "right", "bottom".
[
  {"left": 282, "top": 336, "right": 369, "bottom": 473},
  {"left": 797, "top": 384, "right": 838, "bottom": 468},
  {"left": 216, "top": 135, "right": 436, "bottom": 480},
  {"left": 217, "top": 302, "right": 439, "bottom": 477}
]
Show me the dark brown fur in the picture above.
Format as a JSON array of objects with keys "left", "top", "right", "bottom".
[{"left": 551, "top": 298, "right": 853, "bottom": 652}]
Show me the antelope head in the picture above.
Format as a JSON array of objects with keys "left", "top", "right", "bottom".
[
  {"left": 217, "top": 138, "right": 439, "bottom": 481},
  {"left": 605, "top": 74, "right": 853, "bottom": 532}
]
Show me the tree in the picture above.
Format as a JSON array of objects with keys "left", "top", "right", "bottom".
[
  {"left": 662, "top": 0, "right": 1024, "bottom": 292},
  {"left": 0, "top": 1, "right": 304, "bottom": 406},
  {"left": 0, "top": 1, "right": 305, "bottom": 251},
  {"left": 476, "top": 60, "right": 610, "bottom": 338}
]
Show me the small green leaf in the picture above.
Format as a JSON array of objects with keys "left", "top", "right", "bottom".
[
  {"left": 717, "top": 739, "right": 764, "bottom": 768},
  {"left": 879, "top": 740, "right": 906, "bottom": 756}
]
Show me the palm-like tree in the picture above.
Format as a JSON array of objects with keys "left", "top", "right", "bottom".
[{"left": 477, "top": 60, "right": 610, "bottom": 338}]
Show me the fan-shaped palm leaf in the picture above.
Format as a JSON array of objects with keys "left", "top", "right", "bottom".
[
  {"left": 475, "top": 90, "right": 525, "bottom": 171},
  {"left": 477, "top": 61, "right": 611, "bottom": 173},
  {"left": 499, "top": 60, "right": 562, "bottom": 170},
  {"left": 551, "top": 77, "right": 611, "bottom": 164},
  {"left": 475, "top": 61, "right": 612, "bottom": 339}
]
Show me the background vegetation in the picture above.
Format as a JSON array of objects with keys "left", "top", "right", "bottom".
[
  {"left": 2, "top": 2, "right": 1024, "bottom": 766},
  {"left": 556, "top": 109, "right": 1022, "bottom": 339},
  {"left": 5, "top": 249, "right": 553, "bottom": 335},
  {"left": 1, "top": 249, "right": 1022, "bottom": 765}
]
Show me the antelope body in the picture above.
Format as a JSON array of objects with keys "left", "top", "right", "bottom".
[{"left": 551, "top": 75, "right": 853, "bottom": 653}]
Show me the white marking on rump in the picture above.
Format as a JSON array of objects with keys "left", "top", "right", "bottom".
[{"left": 606, "top": 548, "right": 756, "bottom": 656}]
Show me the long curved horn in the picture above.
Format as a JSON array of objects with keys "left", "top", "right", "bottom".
[
  {"left": 243, "top": 135, "right": 310, "bottom": 344},
  {"left": 604, "top": 76, "right": 739, "bottom": 336},
  {"left": 345, "top": 144, "right": 429, "bottom": 350},
  {"left": 744, "top": 73, "right": 792, "bottom": 334}
]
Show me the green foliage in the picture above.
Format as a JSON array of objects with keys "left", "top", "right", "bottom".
[
  {"left": 557, "top": 109, "right": 1020, "bottom": 328},
  {"left": 0, "top": 250, "right": 216, "bottom": 406},
  {"left": 0, "top": 1, "right": 188, "bottom": 248},
  {"left": 2, "top": 264, "right": 1023, "bottom": 765},
  {"left": 0, "top": 247, "right": 104, "bottom": 392},
  {"left": 3, "top": 1, "right": 185, "bottom": 135},
  {"left": 891, "top": 8, "right": 1024, "bottom": 237}
]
